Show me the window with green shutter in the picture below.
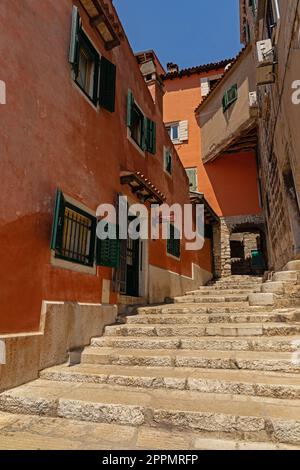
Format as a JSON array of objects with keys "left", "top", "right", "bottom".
[
  {"left": 50, "top": 189, "right": 96, "bottom": 267},
  {"left": 127, "top": 91, "right": 156, "bottom": 153},
  {"left": 96, "top": 224, "right": 121, "bottom": 268},
  {"left": 69, "top": 7, "right": 116, "bottom": 110},
  {"left": 167, "top": 224, "right": 181, "bottom": 258},
  {"left": 186, "top": 168, "right": 198, "bottom": 191},
  {"left": 222, "top": 84, "right": 238, "bottom": 112},
  {"left": 99, "top": 56, "right": 116, "bottom": 112},
  {"left": 146, "top": 118, "right": 156, "bottom": 154}
]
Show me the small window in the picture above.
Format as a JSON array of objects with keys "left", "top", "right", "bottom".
[
  {"left": 127, "top": 90, "right": 156, "bottom": 153},
  {"left": 69, "top": 6, "right": 116, "bottom": 111},
  {"left": 167, "top": 224, "right": 181, "bottom": 258},
  {"left": 186, "top": 168, "right": 198, "bottom": 191},
  {"left": 222, "top": 84, "right": 238, "bottom": 112},
  {"left": 75, "top": 32, "right": 99, "bottom": 103},
  {"left": 131, "top": 103, "right": 145, "bottom": 148},
  {"left": 51, "top": 190, "right": 96, "bottom": 267},
  {"left": 164, "top": 147, "right": 172, "bottom": 175},
  {"left": 166, "top": 123, "right": 180, "bottom": 142}
]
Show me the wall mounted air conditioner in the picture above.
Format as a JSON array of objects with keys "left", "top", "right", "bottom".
[{"left": 256, "top": 39, "right": 274, "bottom": 64}]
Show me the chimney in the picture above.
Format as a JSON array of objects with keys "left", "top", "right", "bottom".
[
  {"left": 167, "top": 62, "right": 179, "bottom": 74},
  {"left": 138, "top": 56, "right": 165, "bottom": 116}
]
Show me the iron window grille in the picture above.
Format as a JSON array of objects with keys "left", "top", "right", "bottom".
[{"left": 51, "top": 190, "right": 96, "bottom": 267}]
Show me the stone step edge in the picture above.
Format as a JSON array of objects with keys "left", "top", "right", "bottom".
[
  {"left": 39, "top": 365, "right": 300, "bottom": 400},
  {"left": 1, "top": 384, "right": 300, "bottom": 444}
]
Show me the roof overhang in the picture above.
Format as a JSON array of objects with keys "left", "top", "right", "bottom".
[
  {"left": 79, "top": 0, "right": 123, "bottom": 50},
  {"left": 120, "top": 171, "right": 166, "bottom": 205},
  {"left": 203, "top": 121, "right": 258, "bottom": 164}
]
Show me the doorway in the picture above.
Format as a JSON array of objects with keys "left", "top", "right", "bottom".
[{"left": 119, "top": 216, "right": 140, "bottom": 297}]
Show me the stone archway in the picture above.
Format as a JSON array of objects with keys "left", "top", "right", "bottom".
[{"left": 212, "top": 214, "right": 267, "bottom": 278}]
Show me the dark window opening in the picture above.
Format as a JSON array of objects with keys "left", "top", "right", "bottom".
[
  {"left": 131, "top": 104, "right": 144, "bottom": 148},
  {"left": 167, "top": 224, "right": 181, "bottom": 258}
]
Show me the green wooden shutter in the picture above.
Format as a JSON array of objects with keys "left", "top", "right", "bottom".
[
  {"left": 69, "top": 6, "right": 80, "bottom": 68},
  {"left": 127, "top": 90, "right": 134, "bottom": 128},
  {"left": 223, "top": 84, "right": 238, "bottom": 112},
  {"left": 167, "top": 224, "right": 180, "bottom": 258},
  {"left": 50, "top": 189, "right": 65, "bottom": 251},
  {"left": 141, "top": 115, "right": 147, "bottom": 151},
  {"left": 96, "top": 224, "right": 121, "bottom": 268},
  {"left": 99, "top": 56, "right": 116, "bottom": 112},
  {"left": 146, "top": 119, "right": 156, "bottom": 154}
]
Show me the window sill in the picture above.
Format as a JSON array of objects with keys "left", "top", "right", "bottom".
[
  {"left": 127, "top": 128, "right": 145, "bottom": 157},
  {"left": 166, "top": 252, "right": 181, "bottom": 261},
  {"left": 72, "top": 78, "right": 99, "bottom": 112},
  {"left": 50, "top": 251, "right": 97, "bottom": 275}
]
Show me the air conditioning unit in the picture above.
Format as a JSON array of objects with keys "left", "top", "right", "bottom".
[
  {"left": 249, "top": 91, "right": 258, "bottom": 107},
  {"left": 256, "top": 39, "right": 274, "bottom": 64}
]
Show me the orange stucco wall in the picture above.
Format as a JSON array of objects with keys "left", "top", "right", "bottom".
[
  {"left": 163, "top": 74, "right": 262, "bottom": 218},
  {"left": 0, "top": 0, "right": 212, "bottom": 334}
]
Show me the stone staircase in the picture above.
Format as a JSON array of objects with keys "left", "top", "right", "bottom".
[{"left": 1, "top": 266, "right": 300, "bottom": 449}]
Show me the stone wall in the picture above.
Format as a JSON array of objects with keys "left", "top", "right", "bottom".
[
  {"left": 213, "top": 215, "right": 265, "bottom": 278},
  {"left": 254, "top": 0, "right": 300, "bottom": 271}
]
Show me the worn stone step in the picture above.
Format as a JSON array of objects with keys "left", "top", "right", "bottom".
[
  {"left": 1, "top": 380, "right": 300, "bottom": 444},
  {"left": 40, "top": 363, "right": 300, "bottom": 400},
  {"left": 90, "top": 334, "right": 300, "bottom": 353},
  {"left": 126, "top": 311, "right": 300, "bottom": 325},
  {"left": 104, "top": 323, "right": 300, "bottom": 338},
  {"left": 273, "top": 271, "right": 299, "bottom": 282},
  {"left": 285, "top": 261, "right": 300, "bottom": 272},
  {"left": 137, "top": 304, "right": 274, "bottom": 315},
  {"left": 172, "top": 295, "right": 249, "bottom": 304},
  {"left": 0, "top": 411, "right": 298, "bottom": 450},
  {"left": 82, "top": 347, "right": 300, "bottom": 373},
  {"left": 185, "top": 289, "right": 259, "bottom": 296}
]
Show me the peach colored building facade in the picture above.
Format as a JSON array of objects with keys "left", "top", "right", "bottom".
[{"left": 163, "top": 58, "right": 264, "bottom": 277}]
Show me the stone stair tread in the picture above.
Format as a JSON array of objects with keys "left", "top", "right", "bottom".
[
  {"left": 138, "top": 305, "right": 275, "bottom": 314},
  {"left": 108, "top": 321, "right": 300, "bottom": 329},
  {"left": 90, "top": 335, "right": 300, "bottom": 352},
  {"left": 3, "top": 379, "right": 300, "bottom": 422},
  {"left": 0, "top": 412, "right": 298, "bottom": 450},
  {"left": 41, "top": 363, "right": 300, "bottom": 386},
  {"left": 83, "top": 346, "right": 300, "bottom": 360},
  {"left": 127, "top": 312, "right": 299, "bottom": 324}
]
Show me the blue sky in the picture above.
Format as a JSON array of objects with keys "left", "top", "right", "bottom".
[{"left": 114, "top": 0, "right": 241, "bottom": 70}]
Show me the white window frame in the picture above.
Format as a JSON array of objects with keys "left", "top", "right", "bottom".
[{"left": 166, "top": 122, "right": 180, "bottom": 144}]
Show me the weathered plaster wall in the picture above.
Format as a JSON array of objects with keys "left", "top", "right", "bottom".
[
  {"left": 0, "top": 0, "right": 210, "bottom": 334},
  {"left": 0, "top": 301, "right": 117, "bottom": 392}
]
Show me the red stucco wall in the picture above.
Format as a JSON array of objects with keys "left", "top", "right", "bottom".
[{"left": 0, "top": 0, "right": 212, "bottom": 334}]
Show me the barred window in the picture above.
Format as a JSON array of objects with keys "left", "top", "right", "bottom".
[{"left": 51, "top": 190, "right": 96, "bottom": 267}]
